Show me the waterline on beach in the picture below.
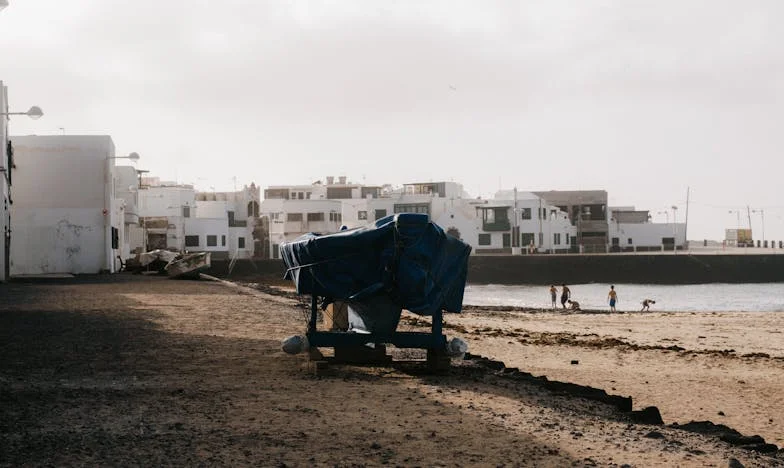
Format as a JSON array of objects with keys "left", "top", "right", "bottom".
[{"left": 464, "top": 283, "right": 784, "bottom": 313}]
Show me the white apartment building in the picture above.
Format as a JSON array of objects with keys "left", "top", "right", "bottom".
[
  {"left": 261, "top": 177, "right": 689, "bottom": 257},
  {"left": 129, "top": 179, "right": 260, "bottom": 260},
  {"left": 608, "top": 207, "right": 687, "bottom": 251},
  {"left": 10, "top": 135, "right": 123, "bottom": 275}
]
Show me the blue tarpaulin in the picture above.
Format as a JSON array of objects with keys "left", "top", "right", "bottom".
[{"left": 280, "top": 213, "right": 472, "bottom": 316}]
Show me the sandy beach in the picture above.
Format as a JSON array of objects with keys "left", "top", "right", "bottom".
[{"left": 1, "top": 275, "right": 782, "bottom": 467}]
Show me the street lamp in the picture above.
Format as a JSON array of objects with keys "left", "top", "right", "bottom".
[
  {"left": 109, "top": 152, "right": 140, "bottom": 162},
  {"left": 1, "top": 106, "right": 44, "bottom": 120},
  {"left": 672, "top": 205, "right": 678, "bottom": 252},
  {"left": 752, "top": 209, "right": 765, "bottom": 244}
]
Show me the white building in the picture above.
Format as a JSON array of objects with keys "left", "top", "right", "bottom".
[
  {"left": 608, "top": 207, "right": 687, "bottom": 251},
  {"left": 261, "top": 177, "right": 689, "bottom": 257},
  {"left": 0, "top": 82, "right": 10, "bottom": 280},
  {"left": 130, "top": 179, "right": 260, "bottom": 260},
  {"left": 478, "top": 189, "right": 576, "bottom": 253},
  {"left": 10, "top": 135, "right": 123, "bottom": 275}
]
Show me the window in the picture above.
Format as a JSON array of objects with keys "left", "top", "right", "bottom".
[
  {"left": 478, "top": 234, "right": 491, "bottom": 245},
  {"left": 298, "top": 192, "right": 304, "bottom": 200},
  {"left": 182, "top": 206, "right": 190, "bottom": 218},
  {"left": 228, "top": 211, "right": 235, "bottom": 226},
  {"left": 111, "top": 227, "right": 119, "bottom": 249},
  {"left": 375, "top": 209, "right": 387, "bottom": 220},
  {"left": 358, "top": 210, "right": 368, "bottom": 220},
  {"left": 207, "top": 235, "right": 217, "bottom": 247},
  {"left": 307, "top": 212, "right": 325, "bottom": 221},
  {"left": 238, "top": 237, "right": 246, "bottom": 249},
  {"left": 565, "top": 235, "right": 571, "bottom": 245},
  {"left": 185, "top": 235, "right": 199, "bottom": 247},
  {"left": 521, "top": 233, "right": 535, "bottom": 246},
  {"left": 612, "top": 237, "right": 620, "bottom": 246},
  {"left": 287, "top": 213, "right": 303, "bottom": 222},
  {"left": 394, "top": 203, "right": 430, "bottom": 214},
  {"left": 221, "top": 235, "right": 226, "bottom": 246},
  {"left": 628, "top": 238, "right": 633, "bottom": 245},
  {"left": 521, "top": 208, "right": 531, "bottom": 220},
  {"left": 553, "top": 233, "right": 561, "bottom": 245},
  {"left": 329, "top": 212, "right": 342, "bottom": 222}
]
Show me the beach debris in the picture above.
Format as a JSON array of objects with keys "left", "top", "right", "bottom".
[
  {"left": 570, "top": 359, "right": 579, "bottom": 365},
  {"left": 629, "top": 406, "right": 664, "bottom": 425},
  {"left": 446, "top": 337, "right": 468, "bottom": 358},
  {"left": 718, "top": 410, "right": 725, "bottom": 416},
  {"left": 728, "top": 458, "right": 745, "bottom": 468},
  {"left": 644, "top": 431, "right": 665, "bottom": 439},
  {"left": 281, "top": 335, "right": 309, "bottom": 354}
]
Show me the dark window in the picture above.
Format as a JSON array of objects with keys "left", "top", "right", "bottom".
[
  {"left": 478, "top": 234, "right": 491, "bottom": 245},
  {"left": 394, "top": 203, "right": 430, "bottom": 215},
  {"left": 182, "top": 206, "right": 190, "bottom": 218},
  {"left": 264, "top": 189, "right": 289, "bottom": 199},
  {"left": 272, "top": 243, "right": 280, "bottom": 259},
  {"left": 374, "top": 209, "right": 387, "bottom": 220},
  {"left": 297, "top": 192, "right": 304, "bottom": 200},
  {"left": 247, "top": 201, "right": 259, "bottom": 217},
  {"left": 502, "top": 233, "right": 511, "bottom": 248},
  {"left": 521, "top": 208, "right": 531, "bottom": 220},
  {"left": 207, "top": 235, "right": 217, "bottom": 247},
  {"left": 358, "top": 211, "right": 367, "bottom": 220},
  {"left": 554, "top": 233, "right": 561, "bottom": 245},
  {"left": 307, "top": 212, "right": 325, "bottom": 221},
  {"left": 185, "top": 235, "right": 199, "bottom": 247},
  {"left": 221, "top": 235, "right": 226, "bottom": 246},
  {"left": 612, "top": 237, "right": 620, "bottom": 246},
  {"left": 111, "top": 227, "right": 119, "bottom": 249},
  {"left": 228, "top": 211, "right": 235, "bottom": 226},
  {"left": 326, "top": 187, "right": 353, "bottom": 199},
  {"left": 287, "top": 213, "right": 303, "bottom": 222},
  {"left": 361, "top": 187, "right": 380, "bottom": 198},
  {"left": 238, "top": 237, "right": 245, "bottom": 248},
  {"left": 329, "top": 212, "right": 342, "bottom": 222},
  {"left": 521, "top": 233, "right": 535, "bottom": 246},
  {"left": 628, "top": 238, "right": 633, "bottom": 245}
]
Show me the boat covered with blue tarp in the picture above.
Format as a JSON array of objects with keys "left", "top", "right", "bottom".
[{"left": 280, "top": 213, "right": 472, "bottom": 317}]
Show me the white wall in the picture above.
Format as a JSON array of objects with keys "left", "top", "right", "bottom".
[
  {"left": 195, "top": 200, "right": 228, "bottom": 219},
  {"left": 138, "top": 186, "right": 195, "bottom": 218},
  {"left": 0, "top": 82, "right": 9, "bottom": 280},
  {"left": 182, "top": 218, "right": 228, "bottom": 252},
  {"left": 609, "top": 222, "right": 687, "bottom": 249},
  {"left": 10, "top": 135, "right": 118, "bottom": 275}
]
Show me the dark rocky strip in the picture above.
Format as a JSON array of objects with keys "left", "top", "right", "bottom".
[{"left": 460, "top": 352, "right": 781, "bottom": 457}]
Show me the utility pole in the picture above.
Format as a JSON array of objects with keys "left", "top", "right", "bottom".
[{"left": 684, "top": 187, "right": 690, "bottom": 250}]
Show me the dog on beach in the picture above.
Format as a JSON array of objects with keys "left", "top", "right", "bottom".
[{"left": 641, "top": 299, "right": 655, "bottom": 311}]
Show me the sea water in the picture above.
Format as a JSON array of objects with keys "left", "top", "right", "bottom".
[{"left": 463, "top": 283, "right": 784, "bottom": 313}]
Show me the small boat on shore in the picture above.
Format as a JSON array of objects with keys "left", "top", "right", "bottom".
[{"left": 165, "top": 252, "right": 211, "bottom": 279}]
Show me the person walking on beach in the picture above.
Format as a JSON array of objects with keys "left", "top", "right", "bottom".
[
  {"left": 549, "top": 285, "right": 557, "bottom": 310},
  {"left": 560, "top": 284, "right": 570, "bottom": 309},
  {"left": 608, "top": 285, "right": 618, "bottom": 313},
  {"left": 641, "top": 299, "right": 655, "bottom": 312}
]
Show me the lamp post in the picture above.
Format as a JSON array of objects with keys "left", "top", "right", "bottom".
[
  {"left": 752, "top": 209, "right": 765, "bottom": 245},
  {"left": 0, "top": 106, "right": 44, "bottom": 120},
  {"left": 672, "top": 205, "right": 678, "bottom": 253}
]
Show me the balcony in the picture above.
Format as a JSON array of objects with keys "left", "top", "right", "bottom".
[{"left": 482, "top": 219, "right": 511, "bottom": 232}]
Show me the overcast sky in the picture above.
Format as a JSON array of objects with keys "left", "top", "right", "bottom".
[{"left": 2, "top": 1, "right": 784, "bottom": 241}]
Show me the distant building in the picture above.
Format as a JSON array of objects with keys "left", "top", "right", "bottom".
[
  {"left": 129, "top": 179, "right": 261, "bottom": 260},
  {"left": 608, "top": 207, "right": 686, "bottom": 251}
]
